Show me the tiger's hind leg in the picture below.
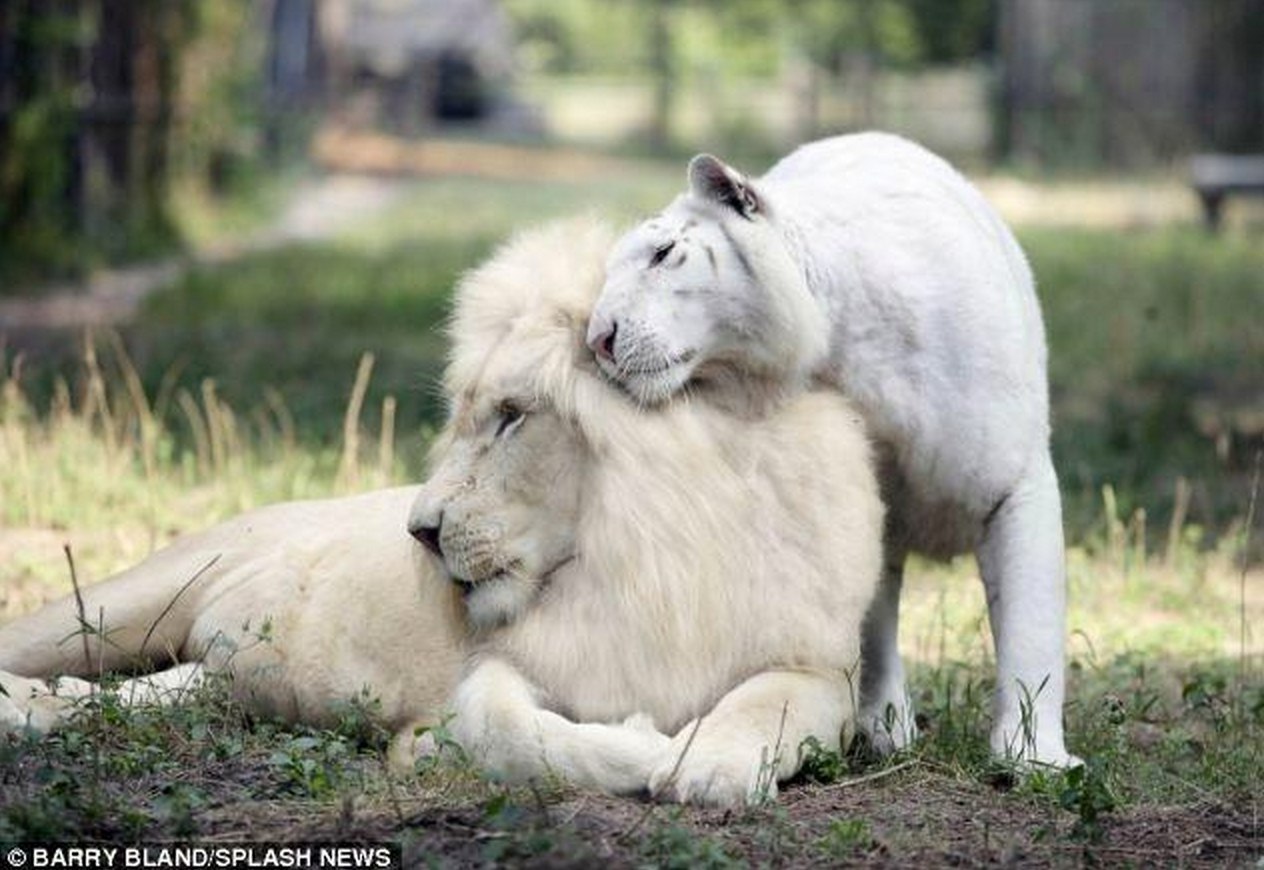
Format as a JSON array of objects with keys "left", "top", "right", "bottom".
[{"left": 978, "top": 452, "right": 1078, "bottom": 768}]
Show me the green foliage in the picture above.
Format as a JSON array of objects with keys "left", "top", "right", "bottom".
[
  {"left": 797, "top": 735, "right": 848, "bottom": 784},
  {"left": 638, "top": 810, "right": 740, "bottom": 869},
  {"left": 819, "top": 817, "right": 875, "bottom": 858},
  {"left": 411, "top": 715, "right": 471, "bottom": 773},
  {"left": 474, "top": 786, "right": 605, "bottom": 864},
  {"left": 506, "top": 0, "right": 996, "bottom": 78},
  {"left": 0, "top": 1, "right": 286, "bottom": 287},
  {"left": 1057, "top": 762, "right": 1118, "bottom": 841},
  {"left": 908, "top": 662, "right": 993, "bottom": 769},
  {"left": 505, "top": 0, "right": 655, "bottom": 75},
  {"left": 267, "top": 731, "right": 355, "bottom": 799},
  {"left": 0, "top": 6, "right": 95, "bottom": 285},
  {"left": 171, "top": 1, "right": 273, "bottom": 196},
  {"left": 1023, "top": 761, "right": 1118, "bottom": 843},
  {"left": 1, "top": 677, "right": 237, "bottom": 841},
  {"left": 1022, "top": 227, "right": 1264, "bottom": 541}
]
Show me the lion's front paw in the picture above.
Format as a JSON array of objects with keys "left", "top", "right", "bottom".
[{"left": 649, "top": 726, "right": 778, "bottom": 808}]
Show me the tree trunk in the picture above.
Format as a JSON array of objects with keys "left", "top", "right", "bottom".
[{"left": 647, "top": 0, "right": 675, "bottom": 153}]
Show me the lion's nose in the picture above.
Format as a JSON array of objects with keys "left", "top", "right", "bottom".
[
  {"left": 586, "top": 318, "right": 618, "bottom": 364},
  {"left": 408, "top": 515, "right": 444, "bottom": 557}
]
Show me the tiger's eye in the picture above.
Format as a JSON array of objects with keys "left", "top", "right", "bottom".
[{"left": 649, "top": 241, "right": 676, "bottom": 267}]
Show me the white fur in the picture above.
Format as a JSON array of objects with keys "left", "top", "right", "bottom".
[
  {"left": 0, "top": 487, "right": 468, "bottom": 758},
  {"left": 590, "top": 133, "right": 1077, "bottom": 767},
  {"left": 0, "top": 218, "right": 884, "bottom": 807}
]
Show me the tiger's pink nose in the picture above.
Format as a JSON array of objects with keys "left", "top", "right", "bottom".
[{"left": 586, "top": 320, "right": 618, "bottom": 363}]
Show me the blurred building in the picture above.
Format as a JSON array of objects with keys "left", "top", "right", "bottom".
[{"left": 319, "top": 0, "right": 518, "bottom": 132}]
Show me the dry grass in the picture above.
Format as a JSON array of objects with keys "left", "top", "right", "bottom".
[{"left": 0, "top": 338, "right": 404, "bottom": 620}]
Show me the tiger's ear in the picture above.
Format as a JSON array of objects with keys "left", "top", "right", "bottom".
[{"left": 688, "top": 154, "right": 761, "bottom": 219}]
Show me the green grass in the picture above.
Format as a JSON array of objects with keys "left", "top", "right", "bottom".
[
  {"left": 1027, "top": 227, "right": 1264, "bottom": 542},
  {"left": 10, "top": 175, "right": 1259, "bottom": 540},
  {"left": 10, "top": 169, "right": 683, "bottom": 461},
  {"left": 1, "top": 170, "right": 1261, "bottom": 863}
]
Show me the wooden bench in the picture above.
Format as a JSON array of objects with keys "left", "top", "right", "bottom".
[{"left": 1190, "top": 153, "right": 1264, "bottom": 229}]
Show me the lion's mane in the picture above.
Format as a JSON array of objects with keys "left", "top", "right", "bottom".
[{"left": 446, "top": 219, "right": 885, "bottom": 735}]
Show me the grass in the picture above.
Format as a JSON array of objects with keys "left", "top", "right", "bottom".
[
  {"left": 1, "top": 169, "right": 1261, "bottom": 864},
  {"left": 1029, "top": 227, "right": 1264, "bottom": 542}
]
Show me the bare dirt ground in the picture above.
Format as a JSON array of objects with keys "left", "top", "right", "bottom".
[
  {"left": 9, "top": 738, "right": 1253, "bottom": 864},
  {"left": 304, "top": 775, "right": 1257, "bottom": 868},
  {"left": 5, "top": 731, "right": 1256, "bottom": 868}
]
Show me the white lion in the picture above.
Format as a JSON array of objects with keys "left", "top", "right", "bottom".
[
  {"left": 586, "top": 132, "right": 1076, "bottom": 767},
  {"left": 0, "top": 218, "right": 883, "bottom": 806}
]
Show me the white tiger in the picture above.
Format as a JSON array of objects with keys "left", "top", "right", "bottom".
[{"left": 586, "top": 132, "right": 1077, "bottom": 768}]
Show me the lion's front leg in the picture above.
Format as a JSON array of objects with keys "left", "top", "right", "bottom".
[
  {"left": 448, "top": 657, "right": 670, "bottom": 795},
  {"left": 649, "top": 668, "right": 855, "bottom": 807}
]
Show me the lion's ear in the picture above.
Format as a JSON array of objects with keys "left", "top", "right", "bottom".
[{"left": 688, "top": 153, "right": 761, "bottom": 219}]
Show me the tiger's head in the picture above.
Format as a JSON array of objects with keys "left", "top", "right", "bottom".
[{"left": 587, "top": 154, "right": 828, "bottom": 405}]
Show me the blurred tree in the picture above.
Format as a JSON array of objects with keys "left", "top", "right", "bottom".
[
  {"left": 903, "top": 0, "right": 996, "bottom": 65},
  {"left": 0, "top": 2, "right": 314, "bottom": 286},
  {"left": 500, "top": 0, "right": 996, "bottom": 150},
  {"left": 174, "top": 2, "right": 268, "bottom": 195},
  {"left": 505, "top": 0, "right": 584, "bottom": 73},
  {"left": 504, "top": 0, "right": 647, "bottom": 75},
  {"left": 0, "top": 1, "right": 84, "bottom": 280},
  {"left": 999, "top": 0, "right": 1264, "bottom": 166},
  {"left": 1196, "top": 0, "right": 1264, "bottom": 154},
  {"left": 646, "top": 0, "right": 681, "bottom": 151},
  {"left": 0, "top": 1, "right": 198, "bottom": 286}
]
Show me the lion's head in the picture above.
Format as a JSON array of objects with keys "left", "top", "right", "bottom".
[
  {"left": 407, "top": 380, "right": 585, "bottom": 629},
  {"left": 408, "top": 219, "right": 613, "bottom": 629}
]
